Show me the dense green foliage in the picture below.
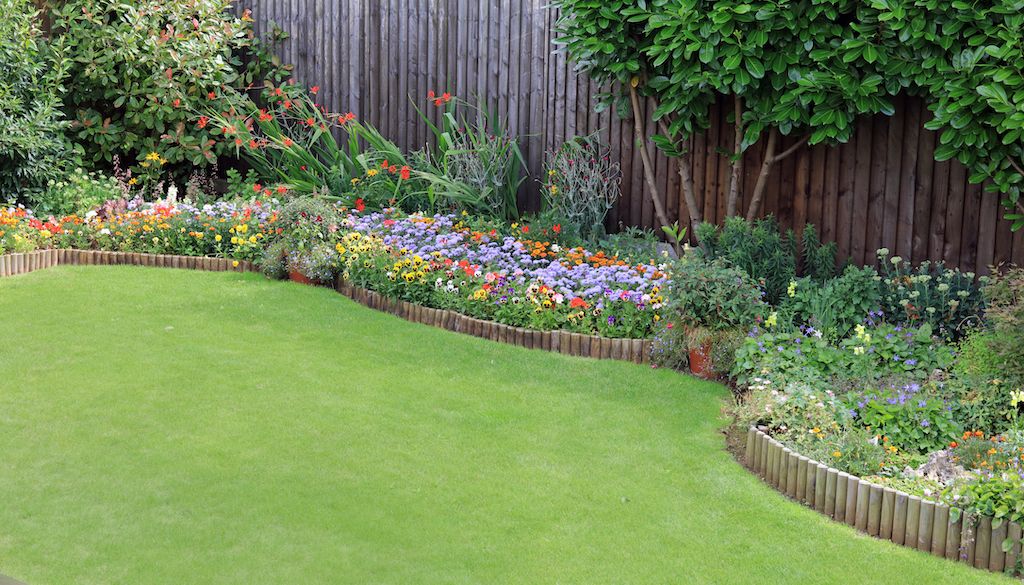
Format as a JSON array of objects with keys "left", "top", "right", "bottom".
[
  {"left": 0, "top": 0, "right": 78, "bottom": 196},
  {"left": 53, "top": 0, "right": 289, "bottom": 179},
  {"left": 553, "top": 0, "right": 1024, "bottom": 229}
]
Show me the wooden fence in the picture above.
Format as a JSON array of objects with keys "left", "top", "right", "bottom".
[{"left": 238, "top": 0, "right": 1024, "bottom": 272}]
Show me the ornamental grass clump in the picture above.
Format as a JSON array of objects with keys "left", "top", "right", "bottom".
[{"left": 541, "top": 135, "right": 620, "bottom": 240}]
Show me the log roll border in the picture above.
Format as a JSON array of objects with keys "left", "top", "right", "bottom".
[
  {"left": 0, "top": 250, "right": 652, "bottom": 364},
  {"left": 332, "top": 278, "right": 652, "bottom": 364},
  {"left": 744, "top": 426, "right": 1023, "bottom": 577}
]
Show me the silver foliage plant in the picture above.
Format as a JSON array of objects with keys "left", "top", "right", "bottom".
[{"left": 542, "top": 135, "right": 621, "bottom": 240}]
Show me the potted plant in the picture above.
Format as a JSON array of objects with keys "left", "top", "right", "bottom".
[
  {"left": 663, "top": 254, "right": 766, "bottom": 378},
  {"left": 273, "top": 196, "right": 342, "bottom": 285}
]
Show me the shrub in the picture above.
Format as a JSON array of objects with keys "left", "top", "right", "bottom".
[
  {"left": 732, "top": 322, "right": 955, "bottom": 388},
  {"left": 541, "top": 135, "right": 620, "bottom": 240},
  {"left": 30, "top": 169, "right": 121, "bottom": 216},
  {"left": 664, "top": 254, "right": 766, "bottom": 332},
  {"left": 846, "top": 382, "right": 961, "bottom": 455},
  {"left": 876, "top": 248, "right": 985, "bottom": 341},
  {"left": 781, "top": 265, "right": 881, "bottom": 340},
  {"left": 53, "top": 0, "right": 289, "bottom": 180},
  {"left": 696, "top": 217, "right": 801, "bottom": 304},
  {"left": 982, "top": 268, "right": 1024, "bottom": 379},
  {"left": 0, "top": 0, "right": 78, "bottom": 197}
]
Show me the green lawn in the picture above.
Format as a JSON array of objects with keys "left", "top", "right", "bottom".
[{"left": 0, "top": 266, "right": 1010, "bottom": 585}]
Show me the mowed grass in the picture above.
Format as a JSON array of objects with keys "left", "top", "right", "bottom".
[{"left": 0, "top": 266, "right": 1010, "bottom": 585}]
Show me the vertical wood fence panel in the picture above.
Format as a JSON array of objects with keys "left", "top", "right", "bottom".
[{"left": 238, "top": 0, "right": 1024, "bottom": 272}]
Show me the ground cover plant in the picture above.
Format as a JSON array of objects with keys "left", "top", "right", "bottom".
[{"left": 0, "top": 266, "right": 1012, "bottom": 585}]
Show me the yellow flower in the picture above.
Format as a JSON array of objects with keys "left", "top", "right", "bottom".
[
  {"left": 832, "top": 451, "right": 842, "bottom": 458},
  {"left": 145, "top": 151, "right": 161, "bottom": 161},
  {"left": 787, "top": 280, "right": 797, "bottom": 297},
  {"left": 366, "top": 169, "right": 379, "bottom": 177},
  {"left": 248, "top": 235, "right": 257, "bottom": 243},
  {"left": 232, "top": 260, "right": 239, "bottom": 267},
  {"left": 853, "top": 346, "right": 865, "bottom": 355},
  {"left": 548, "top": 169, "right": 556, "bottom": 177},
  {"left": 350, "top": 178, "right": 361, "bottom": 185},
  {"left": 765, "top": 312, "right": 778, "bottom": 328},
  {"left": 231, "top": 236, "right": 239, "bottom": 244},
  {"left": 549, "top": 185, "right": 558, "bottom": 195},
  {"left": 128, "top": 178, "right": 138, "bottom": 185},
  {"left": 215, "top": 234, "right": 222, "bottom": 242}
]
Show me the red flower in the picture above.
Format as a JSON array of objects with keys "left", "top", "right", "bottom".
[
  {"left": 399, "top": 165, "right": 411, "bottom": 180},
  {"left": 172, "top": 98, "right": 181, "bottom": 108},
  {"left": 311, "top": 85, "right": 320, "bottom": 94},
  {"left": 552, "top": 224, "right": 561, "bottom": 234},
  {"left": 569, "top": 297, "right": 588, "bottom": 309},
  {"left": 354, "top": 198, "right": 366, "bottom": 212},
  {"left": 253, "top": 184, "right": 263, "bottom": 193},
  {"left": 442, "top": 92, "right": 451, "bottom": 102},
  {"left": 434, "top": 98, "right": 443, "bottom": 107},
  {"left": 207, "top": 91, "right": 217, "bottom": 100},
  {"left": 389, "top": 165, "right": 398, "bottom": 174},
  {"left": 381, "top": 160, "right": 389, "bottom": 169},
  {"left": 283, "top": 138, "right": 293, "bottom": 147},
  {"left": 427, "top": 90, "right": 435, "bottom": 99},
  {"left": 196, "top": 116, "right": 209, "bottom": 129},
  {"left": 521, "top": 225, "right": 529, "bottom": 234},
  {"left": 300, "top": 165, "right": 307, "bottom": 171},
  {"left": 234, "top": 138, "right": 243, "bottom": 146},
  {"left": 276, "top": 185, "right": 288, "bottom": 194},
  {"left": 248, "top": 139, "right": 258, "bottom": 149},
  {"left": 383, "top": 219, "right": 396, "bottom": 227},
  {"left": 305, "top": 117, "right": 315, "bottom": 127},
  {"left": 259, "top": 109, "right": 273, "bottom": 122}
]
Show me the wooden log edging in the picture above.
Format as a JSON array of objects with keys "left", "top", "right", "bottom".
[
  {"left": 0, "top": 249, "right": 258, "bottom": 279},
  {"left": 0, "top": 250, "right": 651, "bottom": 364},
  {"left": 743, "top": 426, "right": 1016, "bottom": 576},
  {"left": 332, "top": 278, "right": 652, "bottom": 364}
]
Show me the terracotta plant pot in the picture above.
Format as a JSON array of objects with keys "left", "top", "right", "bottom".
[
  {"left": 688, "top": 339, "right": 715, "bottom": 379},
  {"left": 288, "top": 269, "right": 318, "bottom": 286}
]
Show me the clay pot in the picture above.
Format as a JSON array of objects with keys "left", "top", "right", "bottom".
[{"left": 289, "top": 269, "right": 319, "bottom": 286}]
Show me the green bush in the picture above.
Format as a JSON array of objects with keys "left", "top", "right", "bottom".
[
  {"left": 52, "top": 0, "right": 288, "bottom": 181},
  {"left": 982, "top": 268, "right": 1024, "bottom": 380},
  {"left": 664, "top": 254, "right": 766, "bottom": 332},
  {"left": 696, "top": 217, "right": 837, "bottom": 305},
  {"left": 30, "top": 169, "right": 121, "bottom": 216},
  {"left": 781, "top": 265, "right": 881, "bottom": 340},
  {"left": 876, "top": 248, "right": 986, "bottom": 341},
  {"left": 0, "top": 0, "right": 78, "bottom": 197}
]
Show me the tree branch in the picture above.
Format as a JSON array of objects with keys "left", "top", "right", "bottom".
[
  {"left": 770, "top": 133, "right": 810, "bottom": 164},
  {"left": 725, "top": 95, "right": 744, "bottom": 218},
  {"left": 627, "top": 83, "right": 675, "bottom": 239},
  {"left": 657, "top": 120, "right": 703, "bottom": 236},
  {"left": 745, "top": 127, "right": 779, "bottom": 222}
]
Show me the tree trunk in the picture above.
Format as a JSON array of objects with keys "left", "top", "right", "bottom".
[
  {"left": 677, "top": 151, "right": 703, "bottom": 237},
  {"left": 725, "top": 95, "right": 744, "bottom": 218},
  {"left": 745, "top": 130, "right": 810, "bottom": 221},
  {"left": 628, "top": 82, "right": 675, "bottom": 240}
]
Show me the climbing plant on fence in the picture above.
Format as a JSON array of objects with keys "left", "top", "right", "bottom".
[{"left": 553, "top": 0, "right": 1024, "bottom": 232}]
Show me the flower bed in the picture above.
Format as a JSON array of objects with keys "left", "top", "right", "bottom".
[
  {"left": 745, "top": 425, "right": 1022, "bottom": 576},
  {"left": 333, "top": 210, "right": 667, "bottom": 339},
  {"left": 1, "top": 199, "right": 279, "bottom": 263}
]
